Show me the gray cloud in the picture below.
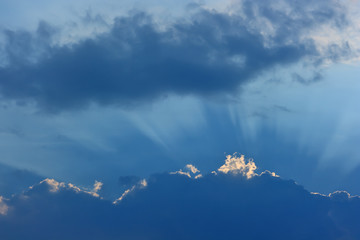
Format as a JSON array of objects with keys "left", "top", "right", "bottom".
[
  {"left": 0, "top": 0, "right": 350, "bottom": 112},
  {"left": 0, "top": 156, "right": 360, "bottom": 239}
]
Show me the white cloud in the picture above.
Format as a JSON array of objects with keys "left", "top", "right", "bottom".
[
  {"left": 218, "top": 154, "right": 257, "bottom": 178},
  {"left": 36, "top": 178, "right": 66, "bottom": 192},
  {"left": 171, "top": 164, "right": 202, "bottom": 179},
  {"left": 29, "top": 178, "right": 103, "bottom": 198}
]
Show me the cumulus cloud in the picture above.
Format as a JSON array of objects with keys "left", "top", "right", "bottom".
[
  {"left": 0, "top": 0, "right": 353, "bottom": 112},
  {"left": 217, "top": 154, "right": 257, "bottom": 178},
  {"left": 0, "top": 155, "right": 360, "bottom": 239}
]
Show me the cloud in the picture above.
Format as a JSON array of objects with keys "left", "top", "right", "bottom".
[
  {"left": 217, "top": 154, "right": 257, "bottom": 178},
  {"left": 92, "top": 180, "right": 103, "bottom": 194},
  {"left": 0, "top": 163, "right": 43, "bottom": 198},
  {"left": 171, "top": 164, "right": 202, "bottom": 178},
  {"left": 292, "top": 71, "right": 323, "bottom": 85},
  {"left": 29, "top": 178, "right": 104, "bottom": 198},
  {"left": 118, "top": 176, "right": 141, "bottom": 187},
  {"left": 0, "top": 178, "right": 111, "bottom": 240},
  {"left": 0, "top": 197, "right": 8, "bottom": 215},
  {"left": 0, "top": 0, "right": 352, "bottom": 112},
  {"left": 1, "top": 155, "right": 360, "bottom": 239}
]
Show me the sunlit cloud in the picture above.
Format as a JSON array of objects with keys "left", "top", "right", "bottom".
[
  {"left": 1, "top": 155, "right": 360, "bottom": 239},
  {"left": 0, "top": 197, "right": 8, "bottom": 215},
  {"left": 218, "top": 154, "right": 257, "bottom": 178},
  {"left": 171, "top": 164, "right": 202, "bottom": 179}
]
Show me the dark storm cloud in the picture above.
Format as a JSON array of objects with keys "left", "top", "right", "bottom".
[
  {"left": 0, "top": 159, "right": 360, "bottom": 240},
  {"left": 0, "top": 0, "right": 349, "bottom": 112}
]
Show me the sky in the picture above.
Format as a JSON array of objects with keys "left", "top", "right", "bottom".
[{"left": 0, "top": 0, "right": 360, "bottom": 238}]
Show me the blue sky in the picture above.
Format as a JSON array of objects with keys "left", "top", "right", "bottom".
[
  {"left": 0, "top": 0, "right": 359, "bottom": 192},
  {"left": 0, "top": 0, "right": 360, "bottom": 238}
]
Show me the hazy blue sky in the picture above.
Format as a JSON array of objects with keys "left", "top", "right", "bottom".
[
  {"left": 0, "top": 1, "right": 360, "bottom": 238},
  {"left": 0, "top": 0, "right": 359, "bottom": 192}
]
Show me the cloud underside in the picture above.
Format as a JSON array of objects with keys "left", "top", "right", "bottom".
[
  {"left": 0, "top": 156, "right": 360, "bottom": 240},
  {"left": 0, "top": 0, "right": 350, "bottom": 112},
  {"left": 0, "top": 163, "right": 43, "bottom": 198}
]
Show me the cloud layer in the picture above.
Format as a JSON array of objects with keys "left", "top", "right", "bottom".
[
  {"left": 1, "top": 155, "right": 360, "bottom": 240},
  {"left": 0, "top": 0, "right": 352, "bottom": 112},
  {"left": 0, "top": 163, "right": 42, "bottom": 198}
]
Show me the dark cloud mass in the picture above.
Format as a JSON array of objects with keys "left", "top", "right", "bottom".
[
  {"left": 0, "top": 0, "right": 348, "bottom": 112},
  {"left": 0, "top": 157, "right": 360, "bottom": 240},
  {"left": 0, "top": 163, "right": 43, "bottom": 198}
]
